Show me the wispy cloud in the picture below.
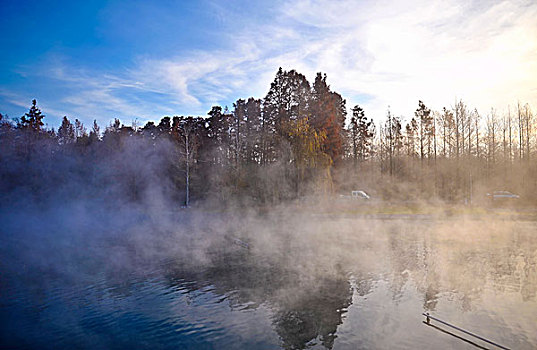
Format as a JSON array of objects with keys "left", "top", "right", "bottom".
[
  {"left": 128, "top": 0, "right": 537, "bottom": 121},
  {"left": 3, "top": 0, "right": 535, "bottom": 127},
  {"left": 274, "top": 0, "right": 537, "bottom": 119}
]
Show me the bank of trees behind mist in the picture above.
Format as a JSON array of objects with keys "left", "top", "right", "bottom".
[{"left": 1, "top": 68, "right": 536, "bottom": 207}]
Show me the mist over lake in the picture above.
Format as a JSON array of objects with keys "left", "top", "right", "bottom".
[
  {"left": 1, "top": 200, "right": 536, "bottom": 349},
  {"left": 2, "top": 0, "right": 537, "bottom": 348}
]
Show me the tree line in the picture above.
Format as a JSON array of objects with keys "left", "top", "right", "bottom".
[
  {"left": 1, "top": 68, "right": 535, "bottom": 206},
  {"left": 373, "top": 99, "right": 535, "bottom": 203}
]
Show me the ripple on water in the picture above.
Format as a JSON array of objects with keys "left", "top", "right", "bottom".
[{"left": 2, "top": 219, "right": 537, "bottom": 349}]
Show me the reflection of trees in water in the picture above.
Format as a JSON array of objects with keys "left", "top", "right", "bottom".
[
  {"left": 384, "top": 223, "right": 434, "bottom": 303},
  {"left": 384, "top": 220, "right": 537, "bottom": 311},
  {"left": 166, "top": 251, "right": 295, "bottom": 307},
  {"left": 489, "top": 234, "right": 537, "bottom": 302},
  {"left": 520, "top": 251, "right": 537, "bottom": 301},
  {"left": 273, "top": 276, "right": 352, "bottom": 350},
  {"left": 353, "top": 273, "right": 374, "bottom": 298},
  {"left": 163, "top": 218, "right": 537, "bottom": 348},
  {"left": 454, "top": 243, "right": 537, "bottom": 303},
  {"left": 166, "top": 250, "right": 354, "bottom": 350},
  {"left": 453, "top": 227, "right": 537, "bottom": 304}
]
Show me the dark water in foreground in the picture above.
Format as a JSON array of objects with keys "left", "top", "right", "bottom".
[{"left": 1, "top": 214, "right": 536, "bottom": 349}]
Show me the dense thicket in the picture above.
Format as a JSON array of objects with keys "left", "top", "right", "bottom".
[
  {"left": 1, "top": 69, "right": 535, "bottom": 207},
  {"left": 369, "top": 101, "right": 536, "bottom": 204}
]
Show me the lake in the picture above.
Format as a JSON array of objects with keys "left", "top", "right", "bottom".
[{"left": 1, "top": 212, "right": 536, "bottom": 349}]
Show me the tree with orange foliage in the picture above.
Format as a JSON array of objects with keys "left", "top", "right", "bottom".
[{"left": 310, "top": 73, "right": 346, "bottom": 164}]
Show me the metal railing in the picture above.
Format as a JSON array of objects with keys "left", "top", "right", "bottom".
[{"left": 422, "top": 313, "right": 511, "bottom": 350}]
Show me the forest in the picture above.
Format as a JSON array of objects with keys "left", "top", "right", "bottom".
[{"left": 1, "top": 68, "right": 536, "bottom": 208}]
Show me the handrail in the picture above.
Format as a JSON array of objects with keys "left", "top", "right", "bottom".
[{"left": 422, "top": 313, "right": 511, "bottom": 350}]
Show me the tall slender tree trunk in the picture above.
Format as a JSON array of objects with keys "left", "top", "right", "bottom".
[
  {"left": 420, "top": 121, "right": 424, "bottom": 167},
  {"left": 525, "top": 104, "right": 530, "bottom": 162},
  {"left": 518, "top": 102, "right": 523, "bottom": 161},
  {"left": 455, "top": 106, "right": 460, "bottom": 160},
  {"left": 475, "top": 117, "right": 480, "bottom": 159},
  {"left": 433, "top": 113, "right": 437, "bottom": 196},
  {"left": 185, "top": 133, "right": 190, "bottom": 207},
  {"left": 443, "top": 121, "right": 446, "bottom": 158},
  {"left": 508, "top": 107, "right": 512, "bottom": 165}
]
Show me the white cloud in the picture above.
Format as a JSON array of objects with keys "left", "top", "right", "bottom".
[
  {"left": 31, "top": 0, "right": 537, "bottom": 126},
  {"left": 274, "top": 0, "right": 537, "bottom": 120}
]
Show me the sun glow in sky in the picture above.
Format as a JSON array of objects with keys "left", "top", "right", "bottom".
[{"left": 1, "top": 0, "right": 536, "bottom": 127}]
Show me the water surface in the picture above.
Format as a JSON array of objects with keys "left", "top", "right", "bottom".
[{"left": 1, "top": 214, "right": 536, "bottom": 349}]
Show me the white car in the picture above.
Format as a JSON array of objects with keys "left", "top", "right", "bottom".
[
  {"left": 486, "top": 191, "right": 520, "bottom": 201},
  {"left": 351, "top": 190, "right": 370, "bottom": 199}
]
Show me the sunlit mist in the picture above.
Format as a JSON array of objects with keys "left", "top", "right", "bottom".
[{"left": 1, "top": 0, "right": 536, "bottom": 349}]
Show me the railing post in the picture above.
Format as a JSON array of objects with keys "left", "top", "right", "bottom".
[{"left": 422, "top": 312, "right": 511, "bottom": 350}]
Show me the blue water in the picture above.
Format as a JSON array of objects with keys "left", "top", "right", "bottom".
[{"left": 1, "top": 216, "right": 536, "bottom": 349}]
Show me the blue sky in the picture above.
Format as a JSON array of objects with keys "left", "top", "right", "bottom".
[{"left": 1, "top": 0, "right": 536, "bottom": 128}]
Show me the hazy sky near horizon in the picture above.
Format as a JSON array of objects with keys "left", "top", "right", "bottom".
[{"left": 1, "top": 0, "right": 536, "bottom": 128}]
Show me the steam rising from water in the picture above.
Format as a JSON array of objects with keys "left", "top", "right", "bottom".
[
  {"left": 0, "top": 131, "right": 536, "bottom": 348},
  {"left": 2, "top": 191, "right": 537, "bottom": 348}
]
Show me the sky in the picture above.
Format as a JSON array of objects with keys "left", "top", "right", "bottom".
[{"left": 1, "top": 0, "right": 536, "bottom": 128}]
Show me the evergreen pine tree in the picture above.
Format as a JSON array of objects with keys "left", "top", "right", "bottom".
[
  {"left": 57, "top": 116, "right": 75, "bottom": 145},
  {"left": 20, "top": 99, "right": 45, "bottom": 132}
]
